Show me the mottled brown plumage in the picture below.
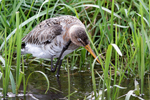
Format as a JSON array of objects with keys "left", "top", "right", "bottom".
[
  {"left": 22, "top": 25, "right": 62, "bottom": 45},
  {"left": 22, "top": 15, "right": 85, "bottom": 45}
]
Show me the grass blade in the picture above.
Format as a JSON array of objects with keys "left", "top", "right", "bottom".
[
  {"left": 25, "top": 71, "right": 50, "bottom": 94},
  {"left": 0, "top": 7, "right": 53, "bottom": 50},
  {"left": 16, "top": 11, "right": 21, "bottom": 94}
]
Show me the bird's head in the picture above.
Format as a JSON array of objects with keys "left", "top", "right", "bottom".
[
  {"left": 69, "top": 25, "right": 89, "bottom": 46},
  {"left": 69, "top": 25, "right": 101, "bottom": 64}
]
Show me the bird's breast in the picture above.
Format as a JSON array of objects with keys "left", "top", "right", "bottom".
[{"left": 45, "top": 34, "right": 79, "bottom": 59}]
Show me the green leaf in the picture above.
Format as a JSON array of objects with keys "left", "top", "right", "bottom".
[{"left": 134, "top": 79, "right": 140, "bottom": 96}]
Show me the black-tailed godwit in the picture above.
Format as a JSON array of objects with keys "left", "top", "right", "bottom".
[{"left": 21, "top": 15, "right": 101, "bottom": 76}]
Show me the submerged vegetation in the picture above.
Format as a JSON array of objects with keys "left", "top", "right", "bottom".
[{"left": 0, "top": 0, "right": 150, "bottom": 99}]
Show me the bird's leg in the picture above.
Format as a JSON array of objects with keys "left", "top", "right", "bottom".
[
  {"left": 56, "top": 75, "right": 61, "bottom": 90},
  {"left": 51, "top": 40, "right": 72, "bottom": 75},
  {"left": 51, "top": 56, "right": 55, "bottom": 71},
  {"left": 56, "top": 59, "right": 63, "bottom": 76}
]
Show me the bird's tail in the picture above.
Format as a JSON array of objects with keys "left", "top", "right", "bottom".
[{"left": 21, "top": 43, "right": 26, "bottom": 55}]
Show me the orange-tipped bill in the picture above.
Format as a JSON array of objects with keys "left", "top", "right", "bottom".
[{"left": 84, "top": 44, "right": 101, "bottom": 65}]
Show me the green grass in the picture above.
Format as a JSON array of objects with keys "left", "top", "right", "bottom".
[{"left": 0, "top": 0, "right": 150, "bottom": 99}]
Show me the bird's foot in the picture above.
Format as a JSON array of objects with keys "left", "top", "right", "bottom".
[
  {"left": 51, "top": 68, "right": 56, "bottom": 72},
  {"left": 55, "top": 74, "right": 60, "bottom": 77}
]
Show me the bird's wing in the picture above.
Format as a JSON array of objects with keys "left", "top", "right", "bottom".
[{"left": 22, "top": 19, "right": 63, "bottom": 45}]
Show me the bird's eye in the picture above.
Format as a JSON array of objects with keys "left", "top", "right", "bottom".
[
  {"left": 77, "top": 38, "right": 81, "bottom": 42},
  {"left": 77, "top": 38, "right": 85, "bottom": 46}
]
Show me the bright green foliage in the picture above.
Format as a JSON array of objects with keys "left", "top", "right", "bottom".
[{"left": 0, "top": 0, "right": 150, "bottom": 99}]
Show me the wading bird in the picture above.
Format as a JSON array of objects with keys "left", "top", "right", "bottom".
[{"left": 21, "top": 15, "right": 101, "bottom": 76}]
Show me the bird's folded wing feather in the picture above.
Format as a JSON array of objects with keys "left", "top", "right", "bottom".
[{"left": 22, "top": 24, "right": 63, "bottom": 45}]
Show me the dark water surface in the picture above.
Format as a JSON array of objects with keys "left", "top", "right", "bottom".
[
  {"left": 21, "top": 63, "right": 95, "bottom": 100},
  {"left": 0, "top": 61, "right": 150, "bottom": 100}
]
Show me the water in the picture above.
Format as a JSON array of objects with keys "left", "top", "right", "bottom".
[
  {"left": 0, "top": 61, "right": 150, "bottom": 99},
  {"left": 24, "top": 64, "right": 94, "bottom": 100}
]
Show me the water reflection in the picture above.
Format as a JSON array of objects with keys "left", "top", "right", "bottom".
[
  {"left": 24, "top": 65, "right": 94, "bottom": 99},
  {"left": 0, "top": 62, "right": 150, "bottom": 99}
]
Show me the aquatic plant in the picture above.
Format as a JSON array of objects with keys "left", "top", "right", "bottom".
[{"left": 0, "top": 0, "right": 150, "bottom": 99}]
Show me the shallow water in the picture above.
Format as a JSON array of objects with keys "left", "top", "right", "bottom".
[{"left": 0, "top": 61, "right": 150, "bottom": 100}]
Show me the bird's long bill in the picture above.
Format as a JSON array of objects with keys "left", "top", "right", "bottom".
[{"left": 84, "top": 44, "right": 101, "bottom": 65}]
